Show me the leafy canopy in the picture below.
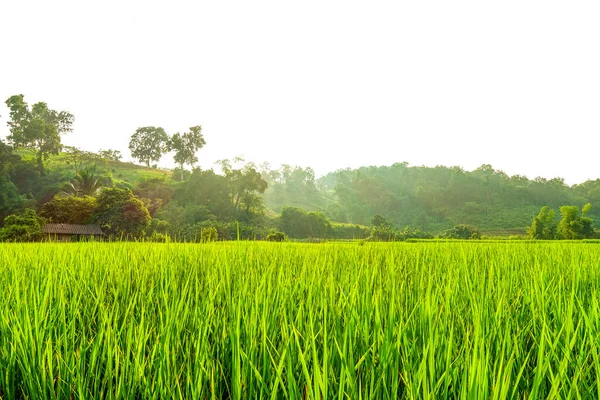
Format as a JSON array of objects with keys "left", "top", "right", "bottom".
[
  {"left": 169, "top": 125, "right": 206, "bottom": 180},
  {"left": 5, "top": 94, "right": 74, "bottom": 173},
  {"left": 129, "top": 126, "right": 169, "bottom": 167}
]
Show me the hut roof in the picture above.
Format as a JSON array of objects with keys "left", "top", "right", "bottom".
[{"left": 43, "top": 224, "right": 103, "bottom": 235}]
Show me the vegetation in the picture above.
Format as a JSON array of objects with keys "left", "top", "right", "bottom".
[
  {"left": 0, "top": 209, "right": 43, "bottom": 242},
  {"left": 129, "top": 126, "right": 170, "bottom": 167},
  {"left": 441, "top": 224, "right": 481, "bottom": 240},
  {"left": 0, "top": 242, "right": 599, "bottom": 397},
  {"left": 40, "top": 195, "right": 97, "bottom": 224},
  {"left": 266, "top": 230, "right": 287, "bottom": 242},
  {"left": 2, "top": 94, "right": 600, "bottom": 242},
  {"left": 4, "top": 95, "right": 74, "bottom": 174},
  {"left": 169, "top": 126, "right": 206, "bottom": 181},
  {"left": 94, "top": 187, "right": 151, "bottom": 238}
]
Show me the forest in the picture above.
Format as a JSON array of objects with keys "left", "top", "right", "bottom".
[{"left": 1, "top": 94, "right": 599, "bottom": 241}]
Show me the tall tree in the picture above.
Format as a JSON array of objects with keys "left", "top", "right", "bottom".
[
  {"left": 63, "top": 165, "right": 104, "bottom": 197},
  {"left": 94, "top": 187, "right": 150, "bottom": 237},
  {"left": 129, "top": 126, "right": 169, "bottom": 167},
  {"left": 169, "top": 125, "right": 206, "bottom": 181},
  {"left": 226, "top": 166, "right": 268, "bottom": 216},
  {"left": 40, "top": 196, "right": 97, "bottom": 224},
  {"left": 0, "top": 209, "right": 44, "bottom": 242},
  {"left": 0, "top": 140, "right": 24, "bottom": 221},
  {"left": 557, "top": 204, "right": 594, "bottom": 239},
  {"left": 528, "top": 206, "right": 557, "bottom": 239},
  {"left": 5, "top": 94, "right": 74, "bottom": 174}
]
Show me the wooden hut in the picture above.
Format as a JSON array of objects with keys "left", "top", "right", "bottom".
[{"left": 43, "top": 224, "right": 103, "bottom": 242}]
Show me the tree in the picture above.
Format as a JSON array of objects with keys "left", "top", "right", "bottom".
[
  {"left": 266, "top": 230, "right": 287, "bottom": 242},
  {"left": 528, "top": 206, "right": 556, "bottom": 239},
  {"left": 63, "top": 165, "right": 104, "bottom": 197},
  {"left": 0, "top": 140, "right": 25, "bottom": 221},
  {"left": 169, "top": 125, "right": 206, "bottom": 181},
  {"left": 0, "top": 139, "right": 21, "bottom": 170},
  {"left": 442, "top": 224, "right": 481, "bottom": 239},
  {"left": 279, "top": 206, "right": 332, "bottom": 238},
  {"left": 5, "top": 95, "right": 74, "bottom": 174},
  {"left": 200, "top": 226, "right": 218, "bottom": 242},
  {"left": 0, "top": 209, "right": 44, "bottom": 242},
  {"left": 370, "top": 214, "right": 396, "bottom": 241},
  {"left": 98, "top": 149, "right": 122, "bottom": 161},
  {"left": 94, "top": 187, "right": 150, "bottom": 237},
  {"left": 557, "top": 204, "right": 594, "bottom": 239},
  {"left": 371, "top": 214, "right": 391, "bottom": 228},
  {"left": 177, "top": 169, "right": 230, "bottom": 219},
  {"left": 40, "top": 196, "right": 97, "bottom": 224},
  {"left": 129, "top": 126, "right": 169, "bottom": 167},
  {"left": 227, "top": 167, "right": 268, "bottom": 217}
]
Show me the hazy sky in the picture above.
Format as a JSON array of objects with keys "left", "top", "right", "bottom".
[{"left": 1, "top": 1, "right": 599, "bottom": 184}]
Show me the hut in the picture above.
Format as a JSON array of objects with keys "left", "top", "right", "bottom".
[{"left": 43, "top": 224, "right": 103, "bottom": 242}]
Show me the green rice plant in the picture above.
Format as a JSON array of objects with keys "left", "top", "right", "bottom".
[{"left": 0, "top": 242, "right": 600, "bottom": 398}]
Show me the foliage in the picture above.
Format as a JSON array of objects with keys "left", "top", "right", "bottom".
[
  {"left": 279, "top": 206, "right": 332, "bottom": 238},
  {"left": 261, "top": 164, "right": 327, "bottom": 212},
  {"left": 128, "top": 126, "right": 169, "bottom": 166},
  {"left": 368, "top": 214, "right": 398, "bottom": 241},
  {"left": 175, "top": 169, "right": 230, "bottom": 220},
  {"left": 168, "top": 126, "right": 206, "bottom": 181},
  {"left": 146, "top": 231, "right": 170, "bottom": 243},
  {"left": 224, "top": 165, "right": 268, "bottom": 217},
  {"left": 98, "top": 149, "right": 122, "bottom": 161},
  {"left": 528, "top": 206, "right": 557, "bottom": 239},
  {"left": 0, "top": 209, "right": 44, "bottom": 242},
  {"left": 266, "top": 230, "right": 287, "bottom": 242},
  {"left": 40, "top": 196, "right": 97, "bottom": 224},
  {"left": 63, "top": 165, "right": 104, "bottom": 196},
  {"left": 397, "top": 227, "right": 434, "bottom": 240},
  {"left": 441, "top": 224, "right": 481, "bottom": 239},
  {"left": 557, "top": 204, "right": 594, "bottom": 239},
  {"left": 200, "top": 226, "right": 218, "bottom": 242},
  {"left": 331, "top": 223, "right": 370, "bottom": 239},
  {"left": 319, "top": 163, "right": 600, "bottom": 231},
  {"left": 371, "top": 214, "right": 391, "bottom": 228},
  {"left": 94, "top": 187, "right": 150, "bottom": 237},
  {"left": 5, "top": 95, "right": 74, "bottom": 174}
]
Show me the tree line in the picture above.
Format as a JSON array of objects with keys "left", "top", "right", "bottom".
[{"left": 2, "top": 94, "right": 600, "bottom": 242}]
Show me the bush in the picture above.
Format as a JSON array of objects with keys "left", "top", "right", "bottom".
[
  {"left": 40, "top": 195, "right": 97, "bottom": 224},
  {"left": 147, "top": 231, "right": 170, "bottom": 243},
  {"left": 441, "top": 224, "right": 481, "bottom": 240},
  {"left": 397, "top": 227, "right": 434, "bottom": 240},
  {"left": 279, "top": 207, "right": 332, "bottom": 238},
  {"left": 266, "top": 231, "right": 287, "bottom": 242},
  {"left": 331, "top": 223, "right": 370, "bottom": 239},
  {"left": 200, "top": 227, "right": 218, "bottom": 243},
  {"left": 0, "top": 209, "right": 44, "bottom": 242}
]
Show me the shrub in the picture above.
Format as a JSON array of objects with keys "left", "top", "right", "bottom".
[
  {"left": 369, "top": 226, "right": 397, "bottom": 242},
  {"left": 266, "top": 231, "right": 287, "bottom": 242},
  {"left": 147, "top": 231, "right": 170, "bottom": 243},
  {"left": 200, "top": 227, "right": 218, "bottom": 243},
  {"left": 0, "top": 209, "right": 44, "bottom": 242},
  {"left": 331, "top": 223, "right": 370, "bottom": 239},
  {"left": 40, "top": 195, "right": 97, "bottom": 224},
  {"left": 441, "top": 224, "right": 481, "bottom": 240}
]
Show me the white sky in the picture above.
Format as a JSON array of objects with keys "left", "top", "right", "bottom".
[{"left": 1, "top": 1, "right": 599, "bottom": 184}]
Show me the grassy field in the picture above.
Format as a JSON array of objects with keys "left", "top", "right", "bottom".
[{"left": 1, "top": 242, "right": 600, "bottom": 398}]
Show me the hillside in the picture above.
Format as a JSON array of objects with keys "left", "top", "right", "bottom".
[
  {"left": 2, "top": 144, "right": 600, "bottom": 239},
  {"left": 259, "top": 162, "right": 600, "bottom": 233},
  {"left": 315, "top": 163, "right": 600, "bottom": 232}
]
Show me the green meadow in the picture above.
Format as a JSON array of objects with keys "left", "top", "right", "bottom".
[{"left": 1, "top": 242, "right": 600, "bottom": 399}]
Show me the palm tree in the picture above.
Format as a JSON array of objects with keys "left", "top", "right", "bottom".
[{"left": 64, "top": 165, "right": 104, "bottom": 197}]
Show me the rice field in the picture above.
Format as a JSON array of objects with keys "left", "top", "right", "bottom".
[{"left": 1, "top": 242, "right": 600, "bottom": 399}]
